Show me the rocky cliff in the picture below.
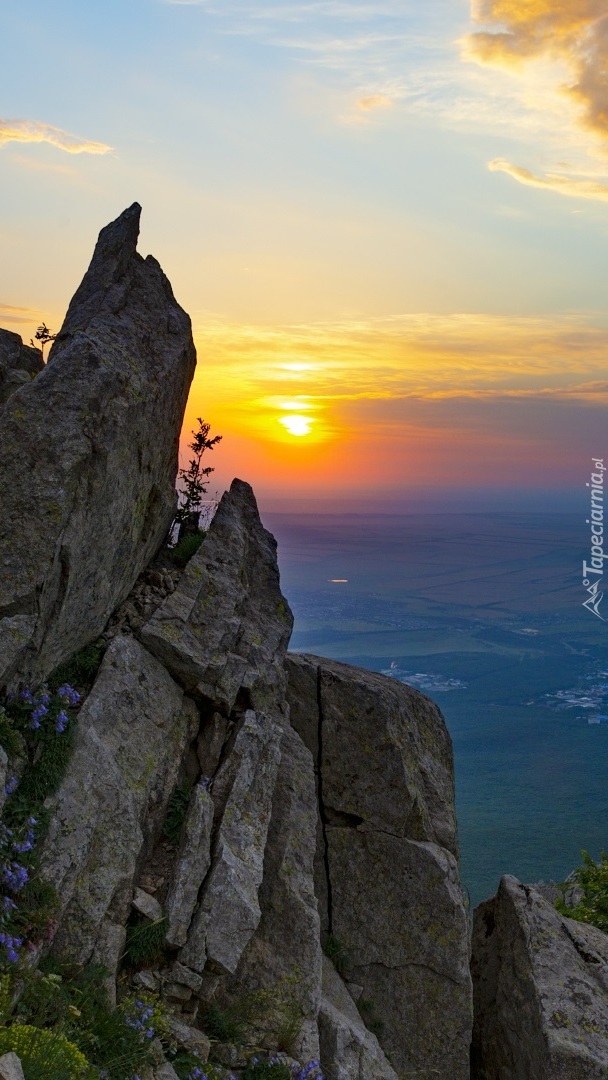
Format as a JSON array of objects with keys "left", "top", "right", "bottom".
[{"left": 0, "top": 208, "right": 606, "bottom": 1080}]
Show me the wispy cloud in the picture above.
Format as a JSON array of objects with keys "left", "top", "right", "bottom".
[
  {"left": 0, "top": 119, "right": 112, "bottom": 155},
  {"left": 357, "top": 92, "right": 393, "bottom": 111},
  {"left": 163, "top": 0, "right": 438, "bottom": 121},
  {"left": 0, "top": 304, "right": 41, "bottom": 327},
  {"left": 164, "top": 2, "right": 406, "bottom": 18},
  {"left": 489, "top": 158, "right": 608, "bottom": 201}
]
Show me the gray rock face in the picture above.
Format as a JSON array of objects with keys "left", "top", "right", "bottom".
[
  {"left": 286, "top": 653, "right": 472, "bottom": 1080},
  {"left": 41, "top": 635, "right": 196, "bottom": 963},
  {"left": 92, "top": 917, "right": 127, "bottom": 1007},
  {"left": 226, "top": 720, "right": 323, "bottom": 1063},
  {"left": 179, "top": 710, "right": 282, "bottom": 975},
  {"left": 0, "top": 329, "right": 43, "bottom": 411},
  {"left": 141, "top": 478, "right": 294, "bottom": 714},
  {"left": 319, "top": 957, "right": 398, "bottom": 1080},
  {"left": 0, "top": 205, "right": 196, "bottom": 685},
  {"left": 165, "top": 782, "right": 214, "bottom": 947},
  {"left": 471, "top": 874, "right": 608, "bottom": 1080},
  {"left": 0, "top": 616, "right": 36, "bottom": 690}
]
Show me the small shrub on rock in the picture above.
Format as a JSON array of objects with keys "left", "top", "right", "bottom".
[
  {"left": 171, "top": 532, "right": 206, "bottom": 569},
  {"left": 0, "top": 1023, "right": 93, "bottom": 1079},
  {"left": 556, "top": 850, "right": 608, "bottom": 932}
]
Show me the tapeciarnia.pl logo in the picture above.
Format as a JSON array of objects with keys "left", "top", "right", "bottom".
[{"left": 582, "top": 458, "right": 606, "bottom": 621}]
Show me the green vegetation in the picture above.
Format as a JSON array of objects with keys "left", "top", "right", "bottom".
[
  {"left": 200, "top": 979, "right": 303, "bottom": 1056},
  {"left": 323, "top": 935, "right": 351, "bottom": 977},
  {"left": 163, "top": 781, "right": 193, "bottom": 846},
  {"left": 0, "top": 1023, "right": 93, "bottom": 1079},
  {"left": 4, "top": 722, "right": 77, "bottom": 834},
  {"left": 0, "top": 706, "right": 24, "bottom": 759},
  {"left": 556, "top": 851, "right": 608, "bottom": 932},
  {"left": 48, "top": 641, "right": 105, "bottom": 697},
  {"left": 30, "top": 323, "right": 57, "bottom": 362},
  {"left": 167, "top": 1052, "right": 227, "bottom": 1080},
  {"left": 173, "top": 417, "right": 222, "bottom": 535},
  {"left": 171, "top": 531, "right": 206, "bottom": 568},
  {"left": 10, "top": 962, "right": 171, "bottom": 1079},
  {"left": 0, "top": 642, "right": 107, "bottom": 970},
  {"left": 200, "top": 1002, "right": 246, "bottom": 1045},
  {"left": 243, "top": 1058, "right": 292, "bottom": 1080},
  {"left": 124, "top": 916, "right": 169, "bottom": 968}
]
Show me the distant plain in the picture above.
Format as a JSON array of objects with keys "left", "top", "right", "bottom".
[{"left": 266, "top": 511, "right": 608, "bottom": 906}]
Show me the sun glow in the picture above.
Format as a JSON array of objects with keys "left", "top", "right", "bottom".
[{"left": 279, "top": 414, "right": 314, "bottom": 437}]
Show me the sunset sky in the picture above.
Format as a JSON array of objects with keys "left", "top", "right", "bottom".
[{"left": 2, "top": 0, "right": 608, "bottom": 508}]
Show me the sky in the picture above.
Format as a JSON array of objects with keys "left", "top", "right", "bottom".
[{"left": 1, "top": 0, "right": 608, "bottom": 508}]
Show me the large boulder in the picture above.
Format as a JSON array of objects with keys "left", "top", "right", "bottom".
[
  {"left": 471, "top": 874, "right": 608, "bottom": 1079},
  {"left": 0, "top": 329, "right": 43, "bottom": 410},
  {"left": 40, "top": 635, "right": 198, "bottom": 964},
  {"left": 0, "top": 204, "right": 196, "bottom": 686},
  {"left": 286, "top": 653, "right": 472, "bottom": 1080},
  {"left": 140, "top": 478, "right": 293, "bottom": 716}
]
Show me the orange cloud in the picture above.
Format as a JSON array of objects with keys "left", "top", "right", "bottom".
[
  {"left": 467, "top": 2, "right": 608, "bottom": 139},
  {"left": 0, "top": 119, "right": 112, "bottom": 155},
  {"left": 488, "top": 157, "right": 608, "bottom": 198},
  {"left": 357, "top": 93, "right": 393, "bottom": 112}
]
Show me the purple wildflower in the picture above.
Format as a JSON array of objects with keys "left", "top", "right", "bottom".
[
  {"left": 57, "top": 684, "right": 80, "bottom": 706},
  {"left": 4, "top": 776, "right": 18, "bottom": 797},
  {"left": 56, "top": 710, "right": 69, "bottom": 733},
  {"left": 30, "top": 703, "right": 48, "bottom": 729},
  {"left": 0, "top": 930, "right": 23, "bottom": 964},
  {"left": 2, "top": 861, "right": 29, "bottom": 891},
  {"left": 292, "top": 1064, "right": 324, "bottom": 1080}
]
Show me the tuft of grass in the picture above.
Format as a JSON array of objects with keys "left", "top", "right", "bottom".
[
  {"left": 12, "top": 878, "right": 61, "bottom": 948},
  {"left": 48, "top": 641, "right": 105, "bottom": 696},
  {"left": 163, "top": 781, "right": 192, "bottom": 846},
  {"left": 201, "top": 1002, "right": 246, "bottom": 1044},
  {"left": 171, "top": 531, "right": 206, "bottom": 568},
  {"left": 323, "top": 935, "right": 351, "bottom": 977},
  {"left": 3, "top": 724, "right": 76, "bottom": 836},
  {"left": 124, "top": 916, "right": 169, "bottom": 968}
]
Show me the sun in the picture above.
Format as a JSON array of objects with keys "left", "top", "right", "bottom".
[{"left": 279, "top": 414, "right": 313, "bottom": 437}]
